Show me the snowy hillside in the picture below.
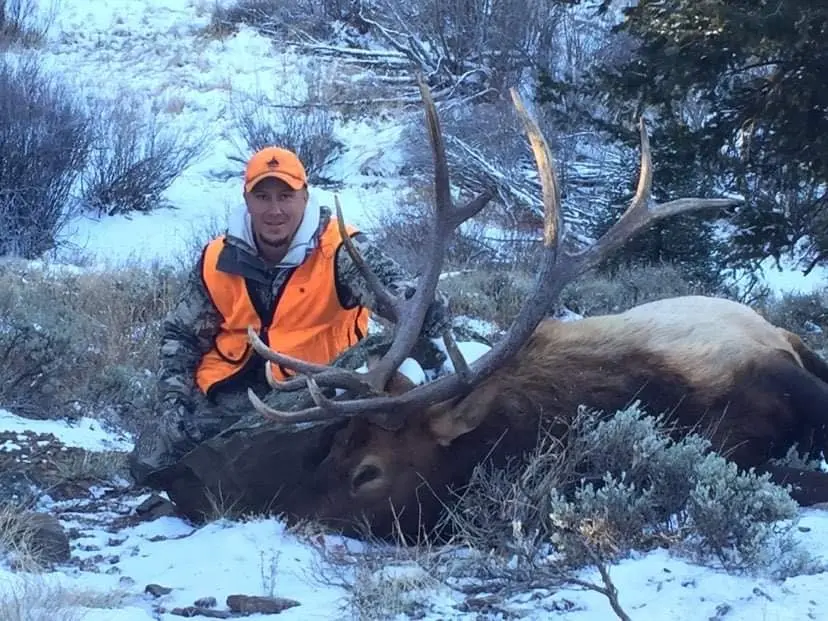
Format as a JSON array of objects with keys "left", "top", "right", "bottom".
[
  {"left": 37, "top": 0, "right": 410, "bottom": 266},
  {"left": 20, "top": 0, "right": 827, "bottom": 293},
  {"left": 0, "top": 1, "right": 827, "bottom": 620}
]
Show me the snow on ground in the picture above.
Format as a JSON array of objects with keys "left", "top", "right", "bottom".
[
  {"left": 0, "top": 409, "right": 132, "bottom": 452},
  {"left": 1, "top": 0, "right": 828, "bottom": 619},
  {"left": 2, "top": 408, "right": 828, "bottom": 620}
]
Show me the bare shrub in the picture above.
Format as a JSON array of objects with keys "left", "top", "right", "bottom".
[
  {"left": 0, "top": 0, "right": 56, "bottom": 47},
  {"left": 755, "top": 288, "right": 828, "bottom": 354},
  {"left": 230, "top": 89, "right": 343, "bottom": 186},
  {"left": 364, "top": 185, "right": 504, "bottom": 275},
  {"left": 82, "top": 101, "right": 205, "bottom": 216},
  {"left": 559, "top": 263, "right": 715, "bottom": 316},
  {"left": 210, "top": 0, "right": 283, "bottom": 32},
  {"left": 400, "top": 98, "right": 629, "bottom": 263},
  {"left": 358, "top": 0, "right": 569, "bottom": 97},
  {"left": 306, "top": 531, "right": 441, "bottom": 621},
  {"left": 207, "top": 0, "right": 346, "bottom": 41},
  {"left": 0, "top": 57, "right": 93, "bottom": 258}
]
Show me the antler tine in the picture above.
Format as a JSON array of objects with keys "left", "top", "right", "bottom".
[
  {"left": 572, "top": 118, "right": 741, "bottom": 273},
  {"left": 510, "top": 88, "right": 563, "bottom": 249},
  {"left": 418, "top": 75, "right": 453, "bottom": 216},
  {"left": 246, "top": 380, "right": 471, "bottom": 424},
  {"left": 443, "top": 88, "right": 575, "bottom": 384},
  {"left": 417, "top": 75, "right": 493, "bottom": 227},
  {"left": 441, "top": 328, "right": 471, "bottom": 381},
  {"left": 248, "top": 327, "right": 348, "bottom": 376},
  {"left": 357, "top": 77, "right": 492, "bottom": 395},
  {"left": 262, "top": 360, "right": 378, "bottom": 395},
  {"left": 247, "top": 327, "right": 378, "bottom": 395},
  {"left": 333, "top": 195, "right": 402, "bottom": 323},
  {"left": 631, "top": 117, "right": 654, "bottom": 212}
]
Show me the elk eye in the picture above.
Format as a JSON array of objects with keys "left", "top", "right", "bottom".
[{"left": 351, "top": 463, "right": 383, "bottom": 492}]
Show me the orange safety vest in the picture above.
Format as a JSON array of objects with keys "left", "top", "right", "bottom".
[{"left": 195, "top": 219, "right": 370, "bottom": 395}]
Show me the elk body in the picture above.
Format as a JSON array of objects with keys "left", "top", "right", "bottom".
[
  {"left": 153, "top": 81, "right": 828, "bottom": 539},
  {"left": 277, "top": 295, "right": 828, "bottom": 537}
]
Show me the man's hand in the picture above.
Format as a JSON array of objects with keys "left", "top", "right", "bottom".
[
  {"left": 422, "top": 292, "right": 452, "bottom": 338},
  {"left": 158, "top": 397, "right": 204, "bottom": 453}
]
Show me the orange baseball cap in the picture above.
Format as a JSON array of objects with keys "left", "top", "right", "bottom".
[{"left": 243, "top": 146, "right": 307, "bottom": 192}]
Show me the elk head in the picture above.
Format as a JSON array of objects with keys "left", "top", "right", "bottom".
[{"left": 243, "top": 80, "right": 742, "bottom": 535}]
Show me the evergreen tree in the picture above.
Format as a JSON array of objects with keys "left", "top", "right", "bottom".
[{"left": 584, "top": 0, "right": 828, "bottom": 274}]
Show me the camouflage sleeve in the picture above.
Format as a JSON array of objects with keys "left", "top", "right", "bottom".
[
  {"left": 157, "top": 255, "right": 222, "bottom": 409},
  {"left": 334, "top": 232, "right": 451, "bottom": 337}
]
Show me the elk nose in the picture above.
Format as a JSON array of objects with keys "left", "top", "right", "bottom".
[{"left": 350, "top": 459, "right": 384, "bottom": 495}]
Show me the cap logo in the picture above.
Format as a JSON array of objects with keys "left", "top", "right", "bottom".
[{"left": 266, "top": 157, "right": 279, "bottom": 169}]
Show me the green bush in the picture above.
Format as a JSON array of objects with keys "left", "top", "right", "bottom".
[
  {"left": 756, "top": 289, "right": 828, "bottom": 354},
  {"left": 560, "top": 263, "right": 715, "bottom": 316}
]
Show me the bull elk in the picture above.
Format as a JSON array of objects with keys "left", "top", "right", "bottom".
[{"left": 164, "top": 80, "right": 828, "bottom": 538}]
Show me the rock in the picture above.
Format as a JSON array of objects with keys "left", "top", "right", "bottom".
[
  {"left": 145, "top": 583, "right": 173, "bottom": 597},
  {"left": 226, "top": 594, "right": 301, "bottom": 614},
  {"left": 134, "top": 493, "right": 179, "bottom": 520},
  {"left": 194, "top": 596, "right": 217, "bottom": 608},
  {"left": 24, "top": 512, "right": 71, "bottom": 564},
  {"left": 170, "top": 607, "right": 232, "bottom": 618}
]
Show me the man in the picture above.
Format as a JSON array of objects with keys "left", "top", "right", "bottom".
[{"left": 130, "top": 146, "right": 450, "bottom": 482}]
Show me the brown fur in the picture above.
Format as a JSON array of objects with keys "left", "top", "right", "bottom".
[{"left": 279, "top": 296, "right": 828, "bottom": 537}]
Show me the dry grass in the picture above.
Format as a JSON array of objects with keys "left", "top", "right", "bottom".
[
  {"left": 303, "top": 529, "right": 442, "bottom": 621},
  {"left": 0, "top": 504, "right": 42, "bottom": 572},
  {"left": 0, "top": 575, "right": 125, "bottom": 621},
  {"left": 45, "top": 450, "right": 131, "bottom": 488}
]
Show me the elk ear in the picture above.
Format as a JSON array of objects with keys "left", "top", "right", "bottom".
[{"left": 426, "top": 394, "right": 491, "bottom": 446}]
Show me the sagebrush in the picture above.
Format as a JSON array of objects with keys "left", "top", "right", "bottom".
[
  {"left": 0, "top": 260, "right": 182, "bottom": 427},
  {"left": 447, "top": 405, "right": 812, "bottom": 579}
]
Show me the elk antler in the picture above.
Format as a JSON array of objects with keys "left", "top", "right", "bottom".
[{"left": 247, "top": 85, "right": 743, "bottom": 424}]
